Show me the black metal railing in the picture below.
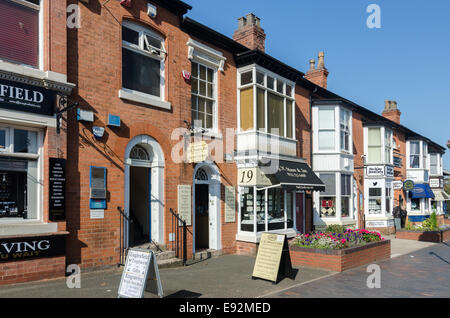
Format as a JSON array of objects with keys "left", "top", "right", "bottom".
[{"left": 169, "top": 208, "right": 189, "bottom": 266}]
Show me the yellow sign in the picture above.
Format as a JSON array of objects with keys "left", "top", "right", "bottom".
[
  {"left": 238, "top": 168, "right": 272, "bottom": 187},
  {"left": 252, "top": 233, "right": 285, "bottom": 283},
  {"left": 187, "top": 141, "right": 208, "bottom": 163}
]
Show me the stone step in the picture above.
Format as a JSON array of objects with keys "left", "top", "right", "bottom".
[
  {"left": 193, "top": 249, "right": 222, "bottom": 261},
  {"left": 155, "top": 250, "right": 176, "bottom": 261},
  {"left": 157, "top": 257, "right": 183, "bottom": 269}
]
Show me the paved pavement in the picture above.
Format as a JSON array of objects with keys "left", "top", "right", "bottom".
[
  {"left": 265, "top": 241, "right": 450, "bottom": 298},
  {"left": 0, "top": 237, "right": 448, "bottom": 298},
  {"left": 0, "top": 254, "right": 333, "bottom": 298}
]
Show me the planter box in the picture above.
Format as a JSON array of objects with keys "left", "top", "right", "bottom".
[
  {"left": 289, "top": 240, "right": 391, "bottom": 272},
  {"left": 395, "top": 228, "right": 450, "bottom": 243}
]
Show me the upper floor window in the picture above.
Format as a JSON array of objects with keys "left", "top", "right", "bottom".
[
  {"left": 429, "top": 153, "right": 440, "bottom": 175},
  {"left": 238, "top": 67, "right": 295, "bottom": 139},
  {"left": 0, "top": 0, "right": 40, "bottom": 68},
  {"left": 191, "top": 62, "right": 216, "bottom": 130},
  {"left": 122, "top": 22, "right": 166, "bottom": 99},
  {"left": 340, "top": 109, "right": 351, "bottom": 152},
  {"left": 318, "top": 108, "right": 335, "bottom": 151},
  {"left": 408, "top": 140, "right": 428, "bottom": 169},
  {"left": 366, "top": 127, "right": 392, "bottom": 164}
]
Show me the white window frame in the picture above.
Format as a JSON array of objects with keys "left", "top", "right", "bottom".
[
  {"left": 238, "top": 185, "right": 295, "bottom": 234},
  {"left": 120, "top": 21, "right": 166, "bottom": 103},
  {"left": 429, "top": 153, "right": 441, "bottom": 176},
  {"left": 407, "top": 139, "right": 428, "bottom": 170},
  {"left": 368, "top": 187, "right": 383, "bottom": 215},
  {"left": 0, "top": 0, "right": 43, "bottom": 70},
  {"left": 190, "top": 60, "right": 218, "bottom": 133},
  {"left": 237, "top": 65, "right": 295, "bottom": 140},
  {"left": 340, "top": 108, "right": 352, "bottom": 153},
  {"left": 341, "top": 173, "right": 352, "bottom": 218},
  {"left": 364, "top": 126, "right": 393, "bottom": 164},
  {"left": 0, "top": 123, "right": 43, "bottom": 224}
]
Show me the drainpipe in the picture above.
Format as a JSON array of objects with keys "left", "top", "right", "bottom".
[
  {"left": 309, "top": 87, "right": 318, "bottom": 169},
  {"left": 309, "top": 87, "right": 318, "bottom": 233}
]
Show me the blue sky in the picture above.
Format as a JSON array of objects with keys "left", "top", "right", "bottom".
[{"left": 185, "top": 0, "right": 450, "bottom": 170}]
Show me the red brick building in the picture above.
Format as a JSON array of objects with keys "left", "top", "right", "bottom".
[{"left": 0, "top": 0, "right": 75, "bottom": 284}]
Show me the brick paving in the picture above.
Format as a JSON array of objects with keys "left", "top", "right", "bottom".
[{"left": 264, "top": 241, "right": 450, "bottom": 298}]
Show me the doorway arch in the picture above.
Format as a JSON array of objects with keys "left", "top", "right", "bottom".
[
  {"left": 124, "top": 135, "right": 164, "bottom": 248},
  {"left": 192, "top": 162, "right": 221, "bottom": 252}
]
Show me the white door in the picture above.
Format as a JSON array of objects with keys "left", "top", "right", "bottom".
[{"left": 208, "top": 182, "right": 220, "bottom": 250}]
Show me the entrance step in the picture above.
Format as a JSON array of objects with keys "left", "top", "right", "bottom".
[
  {"left": 193, "top": 249, "right": 222, "bottom": 261},
  {"left": 125, "top": 244, "right": 184, "bottom": 269}
]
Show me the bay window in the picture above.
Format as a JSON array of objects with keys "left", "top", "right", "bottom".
[
  {"left": 238, "top": 67, "right": 295, "bottom": 139},
  {"left": 429, "top": 153, "right": 439, "bottom": 175},
  {"left": 121, "top": 22, "right": 166, "bottom": 100},
  {"left": 366, "top": 126, "right": 393, "bottom": 164},
  {"left": 0, "top": 125, "right": 41, "bottom": 221},
  {"left": 318, "top": 108, "right": 335, "bottom": 151},
  {"left": 340, "top": 109, "right": 351, "bottom": 152},
  {"left": 0, "top": 0, "right": 40, "bottom": 68},
  {"left": 239, "top": 186, "right": 294, "bottom": 233}
]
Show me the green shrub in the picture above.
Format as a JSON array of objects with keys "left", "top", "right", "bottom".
[{"left": 325, "top": 224, "right": 346, "bottom": 234}]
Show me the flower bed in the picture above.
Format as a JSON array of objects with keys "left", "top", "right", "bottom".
[
  {"left": 289, "top": 229, "right": 390, "bottom": 272},
  {"left": 396, "top": 227, "right": 450, "bottom": 243}
]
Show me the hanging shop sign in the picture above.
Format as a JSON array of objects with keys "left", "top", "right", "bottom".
[
  {"left": 252, "top": 233, "right": 294, "bottom": 284},
  {"left": 187, "top": 141, "right": 208, "bottom": 163},
  {"left": 118, "top": 248, "right": 163, "bottom": 298},
  {"left": 0, "top": 79, "right": 55, "bottom": 116},
  {"left": 385, "top": 166, "right": 394, "bottom": 177},
  {"left": 403, "top": 180, "right": 415, "bottom": 191},
  {"left": 393, "top": 180, "right": 404, "bottom": 190},
  {"left": 49, "top": 158, "right": 66, "bottom": 221},
  {"left": 0, "top": 234, "right": 67, "bottom": 263}
]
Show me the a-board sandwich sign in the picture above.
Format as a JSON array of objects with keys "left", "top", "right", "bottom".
[
  {"left": 118, "top": 248, "right": 163, "bottom": 298},
  {"left": 252, "top": 233, "right": 294, "bottom": 284}
]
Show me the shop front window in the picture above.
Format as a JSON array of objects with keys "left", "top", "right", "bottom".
[
  {"left": 239, "top": 186, "right": 294, "bottom": 233},
  {"left": 431, "top": 200, "right": 437, "bottom": 213},
  {"left": 410, "top": 198, "right": 421, "bottom": 212},
  {"left": 319, "top": 173, "right": 336, "bottom": 217},
  {"left": 368, "top": 188, "right": 382, "bottom": 214},
  {"left": 341, "top": 174, "right": 351, "bottom": 217},
  {"left": 0, "top": 126, "right": 40, "bottom": 220}
]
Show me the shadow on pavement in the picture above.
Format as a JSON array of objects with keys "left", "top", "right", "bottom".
[{"left": 164, "top": 290, "right": 202, "bottom": 298}]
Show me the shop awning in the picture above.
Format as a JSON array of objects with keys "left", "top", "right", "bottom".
[
  {"left": 257, "top": 158, "right": 325, "bottom": 192},
  {"left": 432, "top": 190, "right": 450, "bottom": 201},
  {"left": 410, "top": 184, "right": 435, "bottom": 199}
]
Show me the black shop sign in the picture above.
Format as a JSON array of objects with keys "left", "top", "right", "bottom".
[
  {"left": 0, "top": 78, "right": 55, "bottom": 116},
  {"left": 49, "top": 158, "right": 66, "bottom": 221},
  {"left": 0, "top": 234, "right": 66, "bottom": 263}
]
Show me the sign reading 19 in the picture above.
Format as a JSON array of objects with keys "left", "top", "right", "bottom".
[{"left": 240, "top": 169, "right": 254, "bottom": 184}]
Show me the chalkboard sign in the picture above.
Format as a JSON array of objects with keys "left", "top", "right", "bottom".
[
  {"left": 49, "top": 158, "right": 66, "bottom": 221},
  {"left": 252, "top": 233, "right": 294, "bottom": 284},
  {"left": 118, "top": 248, "right": 163, "bottom": 298}
]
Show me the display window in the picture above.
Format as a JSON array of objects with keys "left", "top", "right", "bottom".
[{"left": 0, "top": 125, "right": 41, "bottom": 221}]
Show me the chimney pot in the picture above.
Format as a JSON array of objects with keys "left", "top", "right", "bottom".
[
  {"left": 233, "top": 13, "right": 266, "bottom": 52},
  {"left": 382, "top": 100, "right": 401, "bottom": 124}
]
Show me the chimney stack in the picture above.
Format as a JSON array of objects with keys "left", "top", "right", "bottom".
[
  {"left": 305, "top": 52, "right": 329, "bottom": 89},
  {"left": 233, "top": 13, "right": 266, "bottom": 52},
  {"left": 382, "top": 100, "right": 401, "bottom": 124}
]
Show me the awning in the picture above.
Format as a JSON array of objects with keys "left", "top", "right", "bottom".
[
  {"left": 257, "top": 158, "right": 325, "bottom": 192},
  {"left": 410, "top": 184, "right": 435, "bottom": 199},
  {"left": 432, "top": 190, "right": 450, "bottom": 201}
]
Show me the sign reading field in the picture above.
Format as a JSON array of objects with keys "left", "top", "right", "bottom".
[
  {"left": 252, "top": 233, "right": 294, "bottom": 284},
  {"left": 118, "top": 248, "right": 163, "bottom": 298}
]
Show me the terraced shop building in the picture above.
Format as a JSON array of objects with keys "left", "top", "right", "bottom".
[{"left": 0, "top": 0, "right": 75, "bottom": 284}]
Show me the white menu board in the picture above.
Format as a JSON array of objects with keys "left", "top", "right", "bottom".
[{"left": 118, "top": 249, "right": 152, "bottom": 298}]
